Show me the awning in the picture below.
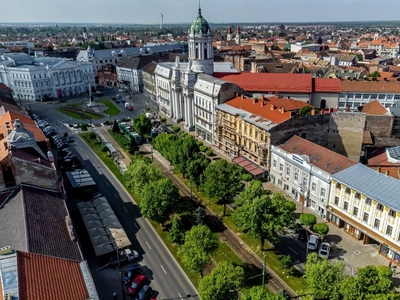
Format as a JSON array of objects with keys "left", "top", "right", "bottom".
[
  {"left": 233, "top": 156, "right": 267, "bottom": 177},
  {"left": 77, "top": 196, "right": 131, "bottom": 256}
]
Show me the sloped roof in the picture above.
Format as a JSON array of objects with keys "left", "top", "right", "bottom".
[
  {"left": 213, "top": 73, "right": 312, "bottom": 93},
  {"left": 17, "top": 251, "right": 89, "bottom": 300},
  {"left": 0, "top": 186, "right": 82, "bottom": 262},
  {"left": 277, "top": 135, "right": 356, "bottom": 174},
  {"left": 332, "top": 163, "right": 400, "bottom": 211},
  {"left": 0, "top": 83, "right": 11, "bottom": 91},
  {"left": 117, "top": 56, "right": 155, "bottom": 70},
  {"left": 313, "top": 78, "right": 341, "bottom": 93},
  {"left": 341, "top": 80, "right": 400, "bottom": 93},
  {"left": 360, "top": 99, "right": 389, "bottom": 115},
  {"left": 142, "top": 62, "right": 157, "bottom": 74}
]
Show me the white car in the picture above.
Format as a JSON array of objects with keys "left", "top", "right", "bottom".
[
  {"left": 307, "top": 234, "right": 319, "bottom": 251},
  {"left": 318, "top": 242, "right": 331, "bottom": 259},
  {"left": 116, "top": 94, "right": 121, "bottom": 99}
]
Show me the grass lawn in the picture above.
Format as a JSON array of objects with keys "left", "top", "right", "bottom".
[
  {"left": 99, "top": 99, "right": 121, "bottom": 116},
  {"left": 57, "top": 107, "right": 102, "bottom": 120},
  {"left": 66, "top": 102, "right": 83, "bottom": 109}
]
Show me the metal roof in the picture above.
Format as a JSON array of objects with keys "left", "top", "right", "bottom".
[{"left": 332, "top": 163, "right": 400, "bottom": 211}]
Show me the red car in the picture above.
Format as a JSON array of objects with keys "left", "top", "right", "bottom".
[{"left": 127, "top": 274, "right": 147, "bottom": 295}]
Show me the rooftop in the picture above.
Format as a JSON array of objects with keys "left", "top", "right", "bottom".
[
  {"left": 360, "top": 99, "right": 389, "bottom": 115},
  {"left": 340, "top": 80, "right": 400, "bottom": 93}
]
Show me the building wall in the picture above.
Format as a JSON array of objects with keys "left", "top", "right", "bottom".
[
  {"left": 327, "top": 112, "right": 365, "bottom": 162},
  {"left": 365, "top": 115, "right": 394, "bottom": 138},
  {"left": 143, "top": 72, "right": 156, "bottom": 101},
  {"left": 310, "top": 92, "right": 339, "bottom": 109}
]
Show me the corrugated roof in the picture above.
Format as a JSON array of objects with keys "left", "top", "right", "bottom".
[
  {"left": 213, "top": 73, "right": 312, "bottom": 93},
  {"left": 17, "top": 251, "right": 89, "bottom": 300},
  {"left": 332, "top": 163, "right": 400, "bottom": 211},
  {"left": 277, "top": 135, "right": 356, "bottom": 174}
]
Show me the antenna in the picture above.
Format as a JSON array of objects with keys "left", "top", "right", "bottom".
[{"left": 159, "top": 13, "right": 163, "bottom": 30}]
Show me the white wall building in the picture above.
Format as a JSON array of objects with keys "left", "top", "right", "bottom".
[
  {"left": 0, "top": 53, "right": 95, "bottom": 101},
  {"left": 116, "top": 57, "right": 155, "bottom": 92}
]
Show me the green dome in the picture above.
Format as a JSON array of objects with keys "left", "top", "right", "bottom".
[{"left": 190, "top": 8, "right": 210, "bottom": 34}]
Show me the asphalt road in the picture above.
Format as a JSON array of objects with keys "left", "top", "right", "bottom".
[{"left": 26, "top": 94, "right": 198, "bottom": 300}]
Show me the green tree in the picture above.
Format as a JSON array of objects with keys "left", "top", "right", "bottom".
[
  {"left": 241, "top": 287, "right": 286, "bottom": 300},
  {"left": 203, "top": 160, "right": 244, "bottom": 216},
  {"left": 198, "top": 261, "right": 245, "bottom": 300},
  {"left": 133, "top": 115, "right": 152, "bottom": 137},
  {"left": 186, "top": 153, "right": 210, "bottom": 190},
  {"left": 233, "top": 192, "right": 295, "bottom": 250},
  {"left": 299, "top": 106, "right": 313, "bottom": 116},
  {"left": 234, "top": 180, "right": 266, "bottom": 207},
  {"left": 128, "top": 137, "right": 139, "bottom": 154},
  {"left": 305, "top": 252, "right": 345, "bottom": 300},
  {"left": 112, "top": 119, "right": 119, "bottom": 133},
  {"left": 366, "top": 71, "right": 381, "bottom": 78},
  {"left": 312, "top": 223, "right": 329, "bottom": 236},
  {"left": 184, "top": 225, "right": 218, "bottom": 253},
  {"left": 168, "top": 216, "right": 185, "bottom": 244},
  {"left": 139, "top": 178, "right": 179, "bottom": 226},
  {"left": 299, "top": 213, "right": 317, "bottom": 228}
]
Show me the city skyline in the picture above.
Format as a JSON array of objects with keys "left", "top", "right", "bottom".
[{"left": 3, "top": 0, "right": 400, "bottom": 24}]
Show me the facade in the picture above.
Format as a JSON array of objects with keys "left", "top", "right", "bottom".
[
  {"left": 270, "top": 135, "right": 356, "bottom": 218},
  {"left": 328, "top": 163, "right": 400, "bottom": 261},
  {"left": 97, "top": 64, "right": 118, "bottom": 87},
  {"left": 116, "top": 57, "right": 155, "bottom": 92},
  {"left": 77, "top": 43, "right": 185, "bottom": 73},
  {"left": 0, "top": 53, "right": 94, "bottom": 101},
  {"left": 142, "top": 62, "right": 157, "bottom": 102},
  {"left": 339, "top": 80, "right": 400, "bottom": 110},
  {"left": 311, "top": 78, "right": 341, "bottom": 109}
]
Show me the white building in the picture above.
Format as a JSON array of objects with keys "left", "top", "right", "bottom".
[
  {"left": 116, "top": 57, "right": 154, "bottom": 92},
  {"left": 153, "top": 6, "right": 238, "bottom": 134},
  {"left": 77, "top": 43, "right": 185, "bottom": 73},
  {"left": 0, "top": 53, "right": 95, "bottom": 101}
]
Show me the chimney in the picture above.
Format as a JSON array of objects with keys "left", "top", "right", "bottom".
[
  {"left": 311, "top": 109, "right": 316, "bottom": 115},
  {"left": 377, "top": 167, "right": 381, "bottom": 173},
  {"left": 385, "top": 170, "right": 390, "bottom": 176},
  {"left": 259, "top": 94, "right": 264, "bottom": 101},
  {"left": 253, "top": 98, "right": 258, "bottom": 104},
  {"left": 241, "top": 94, "right": 244, "bottom": 100},
  {"left": 287, "top": 96, "right": 291, "bottom": 99},
  {"left": 329, "top": 108, "right": 334, "bottom": 113},
  {"left": 280, "top": 106, "right": 285, "bottom": 113},
  {"left": 236, "top": 92, "right": 239, "bottom": 97},
  {"left": 270, "top": 104, "right": 275, "bottom": 110}
]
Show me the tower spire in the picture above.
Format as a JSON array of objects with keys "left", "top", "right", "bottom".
[{"left": 198, "top": 0, "right": 202, "bottom": 16}]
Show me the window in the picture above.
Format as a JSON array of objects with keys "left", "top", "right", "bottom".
[
  {"left": 294, "top": 172, "right": 298, "bottom": 181},
  {"left": 353, "top": 207, "right": 358, "bottom": 217},
  {"left": 311, "top": 183, "right": 316, "bottom": 192},
  {"left": 389, "top": 210, "right": 396, "bottom": 218},
  {"left": 321, "top": 188, "right": 326, "bottom": 198},
  {"left": 386, "top": 225, "right": 393, "bottom": 236},
  {"left": 355, "top": 193, "right": 361, "bottom": 199},
  {"left": 363, "top": 212, "right": 369, "bottom": 223},
  {"left": 286, "top": 167, "right": 290, "bottom": 176},
  {"left": 377, "top": 204, "right": 384, "bottom": 211},
  {"left": 249, "top": 128, "right": 252, "bottom": 136},
  {"left": 379, "top": 94, "right": 386, "bottom": 100},
  {"left": 273, "top": 160, "right": 277, "bottom": 169},
  {"left": 365, "top": 198, "right": 372, "bottom": 205},
  {"left": 336, "top": 183, "right": 341, "bottom": 189},
  {"left": 343, "top": 201, "right": 349, "bottom": 211},
  {"left": 371, "top": 94, "right": 377, "bottom": 100},
  {"left": 303, "top": 176, "right": 307, "bottom": 186},
  {"left": 345, "top": 187, "right": 351, "bottom": 194},
  {"left": 374, "top": 219, "right": 380, "bottom": 229},
  {"left": 279, "top": 164, "right": 283, "bottom": 172}
]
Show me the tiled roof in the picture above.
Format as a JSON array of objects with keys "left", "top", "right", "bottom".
[
  {"left": 219, "top": 95, "right": 312, "bottom": 126},
  {"left": 0, "top": 111, "right": 46, "bottom": 143},
  {"left": 332, "top": 163, "right": 400, "bottom": 211},
  {"left": 360, "top": 99, "right": 388, "bottom": 115},
  {"left": 313, "top": 78, "right": 341, "bottom": 92},
  {"left": 0, "top": 83, "right": 11, "bottom": 91},
  {"left": 0, "top": 186, "right": 82, "bottom": 262},
  {"left": 213, "top": 73, "right": 312, "bottom": 93},
  {"left": 340, "top": 80, "right": 400, "bottom": 93},
  {"left": 17, "top": 251, "right": 89, "bottom": 300},
  {"left": 277, "top": 135, "right": 356, "bottom": 174},
  {"left": 11, "top": 147, "right": 53, "bottom": 168}
]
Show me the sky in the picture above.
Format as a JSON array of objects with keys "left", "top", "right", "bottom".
[{"left": 3, "top": 0, "right": 400, "bottom": 24}]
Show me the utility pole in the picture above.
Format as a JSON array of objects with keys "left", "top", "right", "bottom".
[{"left": 159, "top": 13, "right": 163, "bottom": 30}]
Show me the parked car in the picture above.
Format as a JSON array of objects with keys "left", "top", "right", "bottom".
[
  {"left": 109, "top": 249, "right": 139, "bottom": 268},
  {"left": 307, "top": 234, "right": 319, "bottom": 251},
  {"left": 116, "top": 94, "right": 121, "bottom": 99},
  {"left": 94, "top": 91, "right": 103, "bottom": 96},
  {"left": 318, "top": 242, "right": 331, "bottom": 259},
  {"left": 298, "top": 228, "right": 308, "bottom": 241},
  {"left": 122, "top": 264, "right": 141, "bottom": 285},
  {"left": 111, "top": 96, "right": 116, "bottom": 100},
  {"left": 137, "top": 285, "right": 152, "bottom": 300},
  {"left": 127, "top": 274, "right": 147, "bottom": 295}
]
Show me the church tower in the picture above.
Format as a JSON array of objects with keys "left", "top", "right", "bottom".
[
  {"left": 227, "top": 25, "right": 233, "bottom": 41},
  {"left": 235, "top": 26, "right": 241, "bottom": 46},
  {"left": 188, "top": 4, "right": 214, "bottom": 75}
]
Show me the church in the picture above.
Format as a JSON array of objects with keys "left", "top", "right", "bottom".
[{"left": 154, "top": 5, "right": 241, "bottom": 143}]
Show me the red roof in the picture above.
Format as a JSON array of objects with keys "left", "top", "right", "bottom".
[
  {"left": 0, "top": 83, "right": 11, "bottom": 91},
  {"left": 313, "top": 78, "right": 341, "bottom": 93},
  {"left": 213, "top": 73, "right": 312, "bottom": 93},
  {"left": 17, "top": 251, "right": 89, "bottom": 300}
]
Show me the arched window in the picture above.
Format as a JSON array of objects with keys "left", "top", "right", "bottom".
[
  {"left": 204, "top": 47, "right": 208, "bottom": 59},
  {"left": 320, "top": 99, "right": 326, "bottom": 109}
]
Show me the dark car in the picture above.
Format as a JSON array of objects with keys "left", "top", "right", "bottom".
[
  {"left": 298, "top": 228, "right": 308, "bottom": 241},
  {"left": 122, "top": 264, "right": 141, "bottom": 285}
]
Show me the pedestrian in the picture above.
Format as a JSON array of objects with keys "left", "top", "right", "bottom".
[
  {"left": 390, "top": 260, "right": 393, "bottom": 268},
  {"left": 393, "top": 265, "right": 397, "bottom": 276}
]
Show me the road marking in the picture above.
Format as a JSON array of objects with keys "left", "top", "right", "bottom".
[
  {"left": 124, "top": 207, "right": 128, "bottom": 213},
  {"left": 86, "top": 155, "right": 89, "bottom": 158},
  {"left": 134, "top": 223, "right": 139, "bottom": 229},
  {"left": 114, "top": 193, "right": 118, "bottom": 198},
  {"left": 160, "top": 264, "right": 167, "bottom": 274},
  {"left": 80, "top": 147, "right": 83, "bottom": 151},
  {"left": 146, "top": 242, "right": 152, "bottom": 250},
  {"left": 178, "top": 294, "right": 183, "bottom": 300},
  {"left": 289, "top": 247, "right": 298, "bottom": 255},
  {"left": 106, "top": 182, "right": 110, "bottom": 186}
]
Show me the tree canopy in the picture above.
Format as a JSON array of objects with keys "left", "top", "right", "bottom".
[
  {"left": 202, "top": 159, "right": 244, "bottom": 215},
  {"left": 133, "top": 115, "right": 152, "bottom": 137},
  {"left": 241, "top": 287, "right": 286, "bottom": 300}
]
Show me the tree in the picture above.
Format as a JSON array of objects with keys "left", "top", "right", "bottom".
[
  {"left": 198, "top": 261, "right": 245, "bottom": 300},
  {"left": 186, "top": 153, "right": 210, "bottom": 190},
  {"left": 366, "top": 71, "right": 381, "bottom": 78},
  {"left": 192, "top": 206, "right": 206, "bottom": 225},
  {"left": 128, "top": 137, "right": 139, "bottom": 154},
  {"left": 299, "top": 106, "right": 313, "bottom": 116},
  {"left": 305, "top": 252, "right": 345, "bottom": 300},
  {"left": 184, "top": 225, "right": 218, "bottom": 253},
  {"left": 234, "top": 180, "right": 266, "bottom": 207},
  {"left": 203, "top": 160, "right": 244, "bottom": 216},
  {"left": 299, "top": 213, "right": 317, "bottom": 228},
  {"left": 139, "top": 178, "right": 179, "bottom": 226},
  {"left": 241, "top": 287, "right": 286, "bottom": 300},
  {"left": 233, "top": 192, "right": 296, "bottom": 250},
  {"left": 168, "top": 216, "right": 185, "bottom": 244},
  {"left": 112, "top": 120, "right": 119, "bottom": 133},
  {"left": 312, "top": 223, "right": 329, "bottom": 236},
  {"left": 179, "top": 241, "right": 210, "bottom": 278},
  {"left": 133, "top": 115, "right": 152, "bottom": 137}
]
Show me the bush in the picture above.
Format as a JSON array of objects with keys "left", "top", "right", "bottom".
[
  {"left": 241, "top": 174, "right": 253, "bottom": 182},
  {"left": 200, "top": 145, "right": 208, "bottom": 152},
  {"left": 196, "top": 140, "right": 203, "bottom": 146},
  {"left": 101, "top": 146, "right": 108, "bottom": 152},
  {"left": 299, "top": 213, "right": 317, "bottom": 227},
  {"left": 280, "top": 255, "right": 292, "bottom": 269},
  {"left": 312, "top": 223, "right": 329, "bottom": 235},
  {"left": 179, "top": 131, "right": 187, "bottom": 137},
  {"left": 171, "top": 125, "right": 180, "bottom": 133},
  {"left": 88, "top": 131, "right": 97, "bottom": 140},
  {"left": 80, "top": 123, "right": 88, "bottom": 131},
  {"left": 103, "top": 120, "right": 111, "bottom": 125},
  {"left": 160, "top": 117, "right": 167, "bottom": 124},
  {"left": 205, "top": 149, "right": 213, "bottom": 156}
]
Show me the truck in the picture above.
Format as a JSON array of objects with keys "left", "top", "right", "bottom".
[{"left": 109, "top": 249, "right": 139, "bottom": 268}]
